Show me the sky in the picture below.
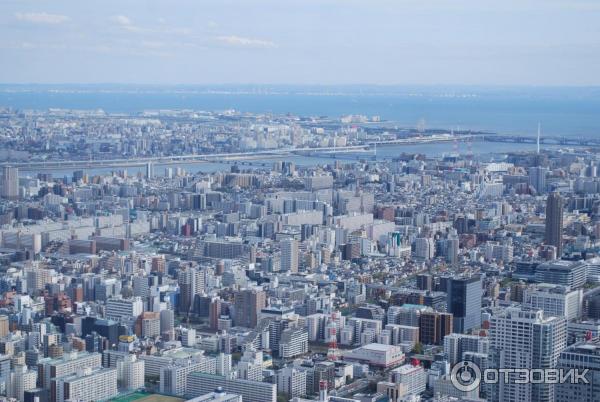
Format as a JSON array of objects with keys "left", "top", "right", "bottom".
[{"left": 1, "top": 0, "right": 600, "bottom": 86}]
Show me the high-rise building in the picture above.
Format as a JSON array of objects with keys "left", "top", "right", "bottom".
[
  {"left": 446, "top": 275, "right": 482, "bottom": 333},
  {"left": 237, "top": 348, "right": 264, "bottom": 382},
  {"left": 276, "top": 366, "right": 307, "bottom": 399},
  {"left": 414, "top": 237, "right": 435, "bottom": 260},
  {"left": 55, "top": 367, "right": 118, "bottom": 402},
  {"left": 0, "top": 355, "right": 11, "bottom": 393},
  {"left": 545, "top": 192, "right": 564, "bottom": 256},
  {"left": 160, "top": 309, "right": 175, "bottom": 337},
  {"left": 443, "top": 333, "right": 489, "bottom": 365},
  {"left": 489, "top": 307, "right": 567, "bottom": 402},
  {"left": 146, "top": 162, "right": 154, "bottom": 179},
  {"left": 555, "top": 339, "right": 600, "bottom": 402},
  {"left": 209, "top": 297, "right": 222, "bottom": 330},
  {"left": 233, "top": 288, "right": 267, "bottom": 328},
  {"left": 116, "top": 354, "right": 145, "bottom": 391},
  {"left": 105, "top": 297, "right": 143, "bottom": 321},
  {"left": 1, "top": 166, "right": 19, "bottom": 200},
  {"left": 529, "top": 166, "right": 547, "bottom": 194},
  {"left": 445, "top": 238, "right": 460, "bottom": 265},
  {"left": 278, "top": 327, "right": 309, "bottom": 358},
  {"left": 523, "top": 284, "right": 583, "bottom": 321},
  {"left": 280, "top": 238, "right": 299, "bottom": 273},
  {"left": 160, "top": 356, "right": 216, "bottom": 397},
  {"left": 215, "top": 353, "right": 233, "bottom": 379},
  {"left": 37, "top": 351, "right": 102, "bottom": 392},
  {"left": 186, "top": 372, "right": 277, "bottom": 402},
  {"left": 418, "top": 311, "right": 453, "bottom": 345},
  {"left": 534, "top": 260, "right": 587, "bottom": 289},
  {"left": 8, "top": 364, "right": 37, "bottom": 402},
  {"left": 416, "top": 274, "right": 433, "bottom": 291},
  {"left": 0, "top": 315, "right": 9, "bottom": 337},
  {"left": 389, "top": 364, "right": 427, "bottom": 396},
  {"left": 178, "top": 267, "right": 205, "bottom": 314}
]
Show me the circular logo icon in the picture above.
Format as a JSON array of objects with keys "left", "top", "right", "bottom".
[{"left": 450, "top": 361, "right": 481, "bottom": 392}]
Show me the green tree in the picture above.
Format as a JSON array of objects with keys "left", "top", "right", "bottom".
[{"left": 411, "top": 341, "right": 423, "bottom": 354}]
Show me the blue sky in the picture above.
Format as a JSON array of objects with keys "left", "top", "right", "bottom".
[{"left": 1, "top": 0, "right": 599, "bottom": 85}]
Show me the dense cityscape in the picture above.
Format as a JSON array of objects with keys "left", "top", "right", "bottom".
[
  {"left": 0, "top": 105, "right": 599, "bottom": 402},
  {"left": 2, "top": 0, "right": 600, "bottom": 401}
]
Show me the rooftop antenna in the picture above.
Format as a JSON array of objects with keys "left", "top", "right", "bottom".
[{"left": 537, "top": 122, "right": 541, "bottom": 154}]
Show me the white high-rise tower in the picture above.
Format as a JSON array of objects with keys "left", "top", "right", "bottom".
[{"left": 489, "top": 307, "right": 567, "bottom": 402}]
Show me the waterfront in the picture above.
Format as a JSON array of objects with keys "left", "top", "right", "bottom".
[
  {"left": 2, "top": 85, "right": 600, "bottom": 137},
  {"left": 27, "top": 140, "right": 586, "bottom": 178}
]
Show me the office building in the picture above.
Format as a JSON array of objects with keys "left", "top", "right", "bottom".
[
  {"left": 280, "top": 238, "right": 299, "bottom": 273},
  {"left": 545, "top": 192, "right": 564, "bottom": 256},
  {"left": 529, "top": 166, "right": 547, "bottom": 194},
  {"left": 233, "top": 288, "right": 267, "bottom": 329},
  {"left": 446, "top": 276, "right": 482, "bottom": 333},
  {"left": 443, "top": 333, "right": 489, "bottom": 366},
  {"left": 414, "top": 237, "right": 435, "bottom": 260},
  {"left": 555, "top": 339, "right": 600, "bottom": 402},
  {"left": 1, "top": 166, "right": 19, "bottom": 200},
  {"left": 535, "top": 260, "right": 588, "bottom": 289},
  {"left": 419, "top": 311, "right": 453, "bottom": 345},
  {"left": 489, "top": 307, "right": 567, "bottom": 402},
  {"left": 105, "top": 297, "right": 144, "bottom": 321},
  {"left": 523, "top": 284, "right": 583, "bottom": 320}
]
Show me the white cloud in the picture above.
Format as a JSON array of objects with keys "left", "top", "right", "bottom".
[
  {"left": 110, "top": 15, "right": 133, "bottom": 26},
  {"left": 141, "top": 40, "right": 165, "bottom": 49},
  {"left": 15, "top": 12, "right": 70, "bottom": 25},
  {"left": 216, "top": 35, "right": 276, "bottom": 48}
]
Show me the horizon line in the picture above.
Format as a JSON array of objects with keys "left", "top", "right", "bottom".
[{"left": 1, "top": 82, "right": 600, "bottom": 89}]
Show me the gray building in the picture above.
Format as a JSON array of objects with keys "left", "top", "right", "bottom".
[
  {"left": 535, "top": 260, "right": 587, "bottom": 289},
  {"left": 545, "top": 192, "right": 564, "bottom": 256},
  {"left": 446, "top": 275, "right": 482, "bottom": 333},
  {"left": 186, "top": 372, "right": 276, "bottom": 402},
  {"left": 556, "top": 339, "right": 600, "bottom": 402}
]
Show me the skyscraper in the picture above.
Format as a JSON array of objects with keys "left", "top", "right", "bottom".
[
  {"left": 145, "top": 162, "right": 154, "bottom": 179},
  {"left": 234, "top": 288, "right": 267, "bottom": 329},
  {"left": 446, "top": 275, "right": 482, "bottom": 333},
  {"left": 1, "top": 166, "right": 18, "bottom": 200},
  {"left": 545, "top": 192, "right": 563, "bottom": 256},
  {"left": 178, "top": 267, "right": 204, "bottom": 314},
  {"left": 489, "top": 307, "right": 567, "bottom": 402},
  {"left": 528, "top": 166, "right": 547, "bottom": 194},
  {"left": 280, "top": 238, "right": 299, "bottom": 273}
]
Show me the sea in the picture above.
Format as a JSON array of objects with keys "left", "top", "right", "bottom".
[{"left": 1, "top": 84, "right": 599, "bottom": 176}]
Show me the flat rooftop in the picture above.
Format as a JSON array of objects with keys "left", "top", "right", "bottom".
[{"left": 110, "top": 392, "right": 184, "bottom": 402}]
